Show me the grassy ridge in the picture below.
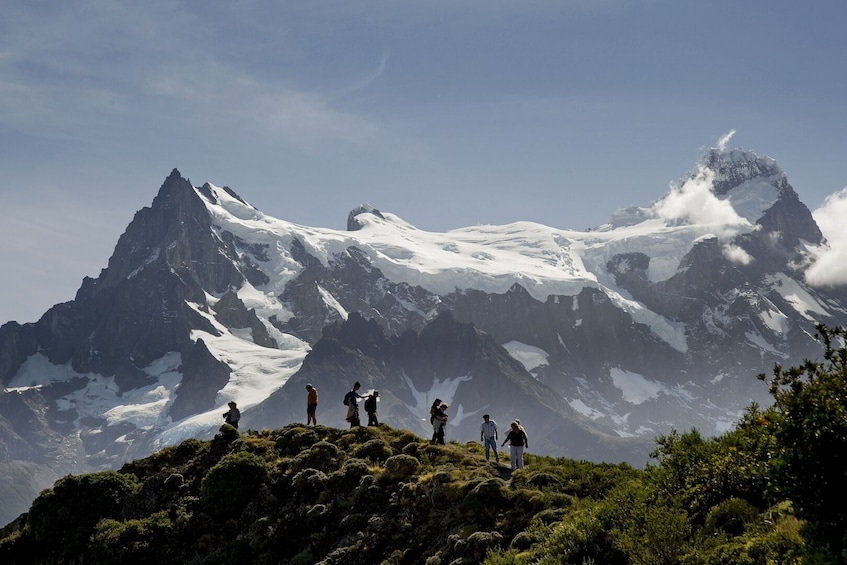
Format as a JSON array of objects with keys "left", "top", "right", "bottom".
[{"left": 0, "top": 419, "right": 808, "bottom": 564}]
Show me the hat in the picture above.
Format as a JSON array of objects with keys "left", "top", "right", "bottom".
[
  {"left": 483, "top": 414, "right": 490, "bottom": 419},
  {"left": 228, "top": 401, "right": 236, "bottom": 407},
  {"left": 305, "top": 384, "right": 313, "bottom": 389},
  {"left": 441, "top": 403, "right": 448, "bottom": 409}
]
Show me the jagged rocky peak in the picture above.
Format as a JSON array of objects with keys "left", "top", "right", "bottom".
[
  {"left": 152, "top": 168, "right": 194, "bottom": 206},
  {"left": 699, "top": 146, "right": 788, "bottom": 197},
  {"left": 347, "top": 203, "right": 386, "bottom": 231}
]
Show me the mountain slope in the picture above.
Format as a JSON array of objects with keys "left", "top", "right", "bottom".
[{"left": 1, "top": 144, "right": 845, "bottom": 526}]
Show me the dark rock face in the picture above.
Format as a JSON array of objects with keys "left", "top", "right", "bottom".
[
  {"left": 277, "top": 240, "right": 438, "bottom": 343},
  {"left": 347, "top": 204, "right": 385, "bottom": 231},
  {"left": 213, "top": 291, "right": 277, "bottom": 348},
  {"left": 169, "top": 339, "right": 232, "bottom": 421}
]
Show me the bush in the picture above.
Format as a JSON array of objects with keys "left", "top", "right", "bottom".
[
  {"left": 354, "top": 438, "right": 394, "bottom": 462},
  {"left": 703, "top": 497, "right": 760, "bottom": 537},
  {"left": 292, "top": 468, "right": 329, "bottom": 498},
  {"left": 89, "top": 514, "right": 174, "bottom": 562},
  {"left": 384, "top": 454, "right": 420, "bottom": 479},
  {"left": 329, "top": 458, "right": 371, "bottom": 492},
  {"left": 293, "top": 441, "right": 342, "bottom": 473},
  {"left": 462, "top": 478, "right": 510, "bottom": 513},
  {"left": 28, "top": 471, "right": 140, "bottom": 558},
  {"left": 275, "top": 426, "right": 320, "bottom": 456},
  {"left": 200, "top": 451, "right": 269, "bottom": 517}
]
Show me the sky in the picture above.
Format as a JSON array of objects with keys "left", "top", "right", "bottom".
[{"left": 2, "top": 0, "right": 847, "bottom": 325}]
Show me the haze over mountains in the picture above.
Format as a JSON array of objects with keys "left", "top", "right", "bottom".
[{"left": 2, "top": 141, "right": 847, "bottom": 526}]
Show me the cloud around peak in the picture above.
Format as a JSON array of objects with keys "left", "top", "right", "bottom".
[
  {"left": 652, "top": 164, "right": 752, "bottom": 238},
  {"left": 805, "top": 188, "right": 847, "bottom": 287}
]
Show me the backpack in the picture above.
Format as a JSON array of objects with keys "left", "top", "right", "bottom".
[{"left": 343, "top": 392, "right": 350, "bottom": 406}]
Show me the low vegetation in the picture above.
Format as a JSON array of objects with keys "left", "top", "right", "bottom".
[{"left": 1, "top": 324, "right": 846, "bottom": 564}]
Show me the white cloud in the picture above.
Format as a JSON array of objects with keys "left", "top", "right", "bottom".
[
  {"left": 806, "top": 188, "right": 847, "bottom": 286},
  {"left": 652, "top": 164, "right": 752, "bottom": 238},
  {"left": 722, "top": 243, "right": 753, "bottom": 265},
  {"left": 716, "top": 129, "right": 736, "bottom": 151}
]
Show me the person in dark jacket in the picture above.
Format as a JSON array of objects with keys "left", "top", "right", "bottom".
[
  {"left": 364, "top": 390, "right": 380, "bottom": 426},
  {"left": 344, "top": 382, "right": 364, "bottom": 427},
  {"left": 223, "top": 401, "right": 241, "bottom": 429},
  {"left": 429, "top": 398, "right": 442, "bottom": 441},
  {"left": 433, "top": 403, "right": 448, "bottom": 444},
  {"left": 501, "top": 421, "right": 528, "bottom": 469}
]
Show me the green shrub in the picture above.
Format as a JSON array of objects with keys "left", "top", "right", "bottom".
[
  {"left": 384, "top": 454, "right": 420, "bottom": 479},
  {"left": 89, "top": 513, "right": 174, "bottom": 562},
  {"left": 200, "top": 451, "right": 269, "bottom": 517},
  {"left": 163, "top": 472, "right": 184, "bottom": 490},
  {"left": 354, "top": 438, "right": 394, "bottom": 462},
  {"left": 293, "top": 440, "right": 342, "bottom": 473},
  {"left": 703, "top": 497, "right": 760, "bottom": 537},
  {"left": 292, "top": 468, "right": 329, "bottom": 498},
  {"left": 329, "top": 457, "right": 371, "bottom": 492},
  {"left": 527, "top": 472, "right": 562, "bottom": 490},
  {"left": 462, "top": 478, "right": 510, "bottom": 513},
  {"left": 27, "top": 470, "right": 140, "bottom": 558},
  {"left": 275, "top": 426, "right": 319, "bottom": 456}
]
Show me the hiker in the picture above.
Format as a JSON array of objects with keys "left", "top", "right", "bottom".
[
  {"left": 223, "top": 401, "right": 241, "bottom": 429},
  {"left": 429, "top": 398, "right": 442, "bottom": 441},
  {"left": 433, "top": 403, "right": 448, "bottom": 444},
  {"left": 502, "top": 420, "right": 528, "bottom": 469},
  {"left": 480, "top": 414, "right": 500, "bottom": 463},
  {"left": 515, "top": 418, "right": 526, "bottom": 433},
  {"left": 364, "top": 390, "right": 380, "bottom": 426},
  {"left": 344, "top": 381, "right": 364, "bottom": 428},
  {"left": 305, "top": 384, "right": 318, "bottom": 425}
]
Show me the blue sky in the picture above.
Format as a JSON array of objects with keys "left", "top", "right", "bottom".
[{"left": 2, "top": 0, "right": 846, "bottom": 325}]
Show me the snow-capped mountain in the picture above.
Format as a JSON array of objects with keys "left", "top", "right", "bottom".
[{"left": 1, "top": 143, "right": 845, "bottom": 526}]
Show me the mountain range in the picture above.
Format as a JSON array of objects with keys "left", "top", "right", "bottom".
[{"left": 2, "top": 143, "right": 845, "bottom": 527}]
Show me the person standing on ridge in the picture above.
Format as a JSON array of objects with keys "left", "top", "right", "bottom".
[
  {"left": 502, "top": 420, "right": 528, "bottom": 470},
  {"left": 429, "top": 398, "right": 442, "bottom": 441},
  {"left": 223, "top": 401, "right": 241, "bottom": 429},
  {"left": 305, "top": 384, "right": 318, "bottom": 425},
  {"left": 433, "top": 403, "right": 448, "bottom": 444},
  {"left": 364, "top": 390, "right": 380, "bottom": 426},
  {"left": 344, "top": 381, "right": 364, "bottom": 427},
  {"left": 480, "top": 414, "right": 500, "bottom": 463}
]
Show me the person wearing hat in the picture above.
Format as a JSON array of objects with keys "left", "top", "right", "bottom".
[
  {"left": 480, "top": 414, "right": 500, "bottom": 463},
  {"left": 223, "top": 401, "right": 241, "bottom": 429},
  {"left": 305, "top": 384, "right": 318, "bottom": 425},
  {"left": 364, "top": 390, "right": 380, "bottom": 426}
]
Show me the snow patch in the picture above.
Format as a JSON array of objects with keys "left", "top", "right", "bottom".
[
  {"left": 610, "top": 367, "right": 666, "bottom": 405},
  {"left": 502, "top": 341, "right": 549, "bottom": 373},
  {"left": 766, "top": 273, "right": 830, "bottom": 321}
]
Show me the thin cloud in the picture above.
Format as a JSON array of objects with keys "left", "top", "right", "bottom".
[
  {"left": 148, "top": 62, "right": 380, "bottom": 148},
  {"left": 805, "top": 188, "right": 847, "bottom": 286},
  {"left": 337, "top": 47, "right": 392, "bottom": 95},
  {"left": 1, "top": 2, "right": 381, "bottom": 152},
  {"left": 716, "top": 129, "right": 736, "bottom": 151}
]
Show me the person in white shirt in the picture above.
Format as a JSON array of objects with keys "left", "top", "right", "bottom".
[{"left": 480, "top": 414, "right": 500, "bottom": 463}]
